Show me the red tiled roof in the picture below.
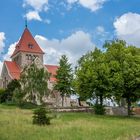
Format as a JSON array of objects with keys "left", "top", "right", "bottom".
[
  {"left": 45, "top": 65, "right": 59, "bottom": 82},
  {"left": 11, "top": 27, "right": 44, "bottom": 57},
  {"left": 4, "top": 61, "right": 21, "bottom": 79}
]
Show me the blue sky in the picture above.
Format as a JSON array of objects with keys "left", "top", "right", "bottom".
[{"left": 0, "top": 0, "right": 140, "bottom": 71}]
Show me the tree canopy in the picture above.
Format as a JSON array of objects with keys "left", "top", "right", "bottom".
[
  {"left": 74, "top": 40, "right": 140, "bottom": 115},
  {"left": 54, "top": 55, "right": 73, "bottom": 106},
  {"left": 15, "top": 63, "right": 49, "bottom": 105}
]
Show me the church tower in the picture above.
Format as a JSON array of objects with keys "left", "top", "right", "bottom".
[{"left": 11, "top": 27, "right": 44, "bottom": 69}]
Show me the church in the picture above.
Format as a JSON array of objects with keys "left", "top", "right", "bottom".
[
  {"left": 0, "top": 26, "right": 78, "bottom": 107},
  {"left": 0, "top": 26, "right": 58, "bottom": 89}
]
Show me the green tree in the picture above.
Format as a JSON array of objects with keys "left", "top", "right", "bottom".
[
  {"left": 55, "top": 55, "right": 73, "bottom": 107},
  {"left": 105, "top": 40, "right": 140, "bottom": 116},
  {"left": 6, "top": 79, "right": 21, "bottom": 101},
  {"left": 74, "top": 48, "right": 111, "bottom": 107},
  {"left": 0, "top": 80, "right": 20, "bottom": 103},
  {"left": 0, "top": 88, "right": 6, "bottom": 103},
  {"left": 17, "top": 63, "right": 49, "bottom": 104}
]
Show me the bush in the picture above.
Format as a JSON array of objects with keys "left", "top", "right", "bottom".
[
  {"left": 0, "top": 89, "right": 6, "bottom": 103},
  {"left": 33, "top": 107, "right": 52, "bottom": 125},
  {"left": 94, "top": 104, "right": 105, "bottom": 115}
]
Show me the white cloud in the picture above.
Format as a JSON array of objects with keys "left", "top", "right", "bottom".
[
  {"left": 23, "top": 0, "right": 48, "bottom": 11},
  {"left": 3, "top": 42, "right": 17, "bottom": 61},
  {"left": 67, "top": 0, "right": 107, "bottom": 12},
  {"left": 0, "top": 32, "right": 5, "bottom": 53},
  {"left": 35, "top": 31, "right": 95, "bottom": 65},
  {"left": 23, "top": 0, "right": 49, "bottom": 22},
  {"left": 96, "top": 26, "right": 105, "bottom": 34},
  {"left": 25, "top": 11, "right": 42, "bottom": 21},
  {"left": 114, "top": 12, "right": 140, "bottom": 47},
  {"left": 0, "top": 61, "right": 3, "bottom": 77}
]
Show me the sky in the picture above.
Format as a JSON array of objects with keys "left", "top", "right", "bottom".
[{"left": 0, "top": 0, "right": 140, "bottom": 73}]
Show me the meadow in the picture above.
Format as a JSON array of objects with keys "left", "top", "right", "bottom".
[{"left": 0, "top": 104, "right": 140, "bottom": 140}]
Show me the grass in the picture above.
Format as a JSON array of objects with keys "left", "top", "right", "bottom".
[{"left": 0, "top": 104, "right": 140, "bottom": 140}]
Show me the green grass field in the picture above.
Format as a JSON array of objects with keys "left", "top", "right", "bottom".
[{"left": 0, "top": 104, "right": 140, "bottom": 140}]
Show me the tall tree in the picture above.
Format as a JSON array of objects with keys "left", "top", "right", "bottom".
[
  {"left": 55, "top": 55, "right": 73, "bottom": 107},
  {"left": 18, "top": 63, "right": 49, "bottom": 104},
  {"left": 105, "top": 40, "right": 140, "bottom": 116},
  {"left": 74, "top": 48, "right": 111, "bottom": 106}
]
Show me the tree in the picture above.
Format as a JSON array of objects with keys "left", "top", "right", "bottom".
[
  {"left": 17, "top": 63, "right": 49, "bottom": 104},
  {"left": 105, "top": 40, "right": 140, "bottom": 116},
  {"left": 74, "top": 48, "right": 111, "bottom": 107},
  {"left": 6, "top": 79, "right": 21, "bottom": 101},
  {"left": 0, "top": 79, "right": 20, "bottom": 103},
  {"left": 54, "top": 55, "right": 73, "bottom": 107},
  {"left": 0, "top": 88, "right": 6, "bottom": 103}
]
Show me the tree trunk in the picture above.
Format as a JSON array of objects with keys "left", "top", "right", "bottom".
[
  {"left": 78, "top": 98, "right": 81, "bottom": 106},
  {"left": 127, "top": 97, "right": 131, "bottom": 116},
  {"left": 62, "top": 95, "right": 64, "bottom": 107},
  {"left": 99, "top": 95, "right": 103, "bottom": 106},
  {"left": 96, "top": 96, "right": 99, "bottom": 104}
]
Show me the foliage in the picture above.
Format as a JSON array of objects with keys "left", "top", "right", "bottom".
[
  {"left": 74, "top": 48, "right": 111, "bottom": 107},
  {"left": 55, "top": 55, "right": 73, "bottom": 106},
  {"left": 74, "top": 40, "right": 140, "bottom": 116},
  {"left": 94, "top": 104, "right": 105, "bottom": 115},
  {"left": 6, "top": 79, "right": 21, "bottom": 101},
  {"left": 105, "top": 40, "right": 140, "bottom": 116},
  {"left": 0, "top": 88, "right": 6, "bottom": 103},
  {"left": 18, "top": 63, "right": 49, "bottom": 104},
  {"left": 33, "top": 107, "right": 51, "bottom": 125},
  {"left": 13, "top": 88, "right": 25, "bottom": 107},
  {"left": 0, "top": 80, "right": 20, "bottom": 103}
]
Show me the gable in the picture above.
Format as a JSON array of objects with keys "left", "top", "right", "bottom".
[{"left": 11, "top": 28, "right": 44, "bottom": 58}]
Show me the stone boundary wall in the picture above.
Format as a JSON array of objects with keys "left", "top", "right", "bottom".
[
  {"left": 133, "top": 107, "right": 140, "bottom": 115},
  {"left": 49, "top": 106, "right": 93, "bottom": 113},
  {"left": 49, "top": 106, "right": 128, "bottom": 115}
]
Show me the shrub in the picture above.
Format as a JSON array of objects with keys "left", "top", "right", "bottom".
[
  {"left": 33, "top": 107, "right": 52, "bottom": 125},
  {"left": 0, "top": 89, "right": 6, "bottom": 103},
  {"left": 94, "top": 104, "right": 105, "bottom": 115}
]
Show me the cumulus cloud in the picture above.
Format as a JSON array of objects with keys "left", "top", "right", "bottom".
[
  {"left": 23, "top": 0, "right": 48, "bottom": 21},
  {"left": 0, "top": 32, "right": 6, "bottom": 76},
  {"left": 67, "top": 0, "right": 107, "bottom": 12},
  {"left": 35, "top": 30, "right": 95, "bottom": 65},
  {"left": 114, "top": 12, "right": 140, "bottom": 47},
  {"left": 0, "top": 60, "right": 3, "bottom": 78},
  {"left": 96, "top": 26, "right": 105, "bottom": 34},
  {"left": 0, "top": 32, "right": 6, "bottom": 53},
  {"left": 3, "top": 42, "right": 17, "bottom": 61},
  {"left": 25, "top": 11, "right": 42, "bottom": 21},
  {"left": 23, "top": 0, "right": 48, "bottom": 11}
]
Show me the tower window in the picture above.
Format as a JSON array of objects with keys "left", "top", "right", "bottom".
[{"left": 28, "top": 43, "right": 34, "bottom": 49}]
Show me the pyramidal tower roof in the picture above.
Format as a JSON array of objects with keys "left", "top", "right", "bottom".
[{"left": 11, "top": 27, "right": 44, "bottom": 57}]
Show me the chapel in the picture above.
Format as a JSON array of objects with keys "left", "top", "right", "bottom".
[{"left": 0, "top": 27, "right": 58, "bottom": 89}]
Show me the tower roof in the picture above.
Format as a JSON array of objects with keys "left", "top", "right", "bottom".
[{"left": 11, "top": 27, "right": 44, "bottom": 57}]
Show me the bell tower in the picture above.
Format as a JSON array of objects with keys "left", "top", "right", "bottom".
[{"left": 11, "top": 26, "right": 44, "bottom": 69}]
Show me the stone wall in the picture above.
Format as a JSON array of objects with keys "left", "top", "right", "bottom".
[{"left": 105, "top": 107, "right": 127, "bottom": 116}]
